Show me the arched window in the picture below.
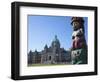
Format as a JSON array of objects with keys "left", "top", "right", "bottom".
[{"left": 49, "top": 56, "right": 51, "bottom": 60}]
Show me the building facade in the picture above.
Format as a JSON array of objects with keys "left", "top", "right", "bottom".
[{"left": 28, "top": 35, "right": 71, "bottom": 65}]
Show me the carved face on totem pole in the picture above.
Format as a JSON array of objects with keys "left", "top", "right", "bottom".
[
  {"left": 71, "top": 17, "right": 84, "bottom": 31},
  {"left": 71, "top": 17, "right": 87, "bottom": 50}
]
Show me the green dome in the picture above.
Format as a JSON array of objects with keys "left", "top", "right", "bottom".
[{"left": 52, "top": 35, "right": 60, "bottom": 47}]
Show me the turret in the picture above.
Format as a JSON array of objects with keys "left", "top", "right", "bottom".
[
  {"left": 44, "top": 44, "right": 48, "bottom": 52},
  {"left": 34, "top": 49, "right": 38, "bottom": 55}
]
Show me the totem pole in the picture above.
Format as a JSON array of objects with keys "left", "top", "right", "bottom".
[{"left": 71, "top": 17, "right": 87, "bottom": 64}]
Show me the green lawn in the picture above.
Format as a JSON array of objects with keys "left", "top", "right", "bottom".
[{"left": 28, "top": 63, "right": 71, "bottom": 67}]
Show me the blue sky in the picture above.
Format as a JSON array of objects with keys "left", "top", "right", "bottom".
[{"left": 28, "top": 15, "right": 88, "bottom": 52}]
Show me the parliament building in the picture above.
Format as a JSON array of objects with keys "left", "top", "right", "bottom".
[{"left": 28, "top": 35, "right": 71, "bottom": 65}]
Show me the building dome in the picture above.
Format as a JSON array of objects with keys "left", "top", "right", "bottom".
[{"left": 52, "top": 35, "right": 60, "bottom": 48}]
